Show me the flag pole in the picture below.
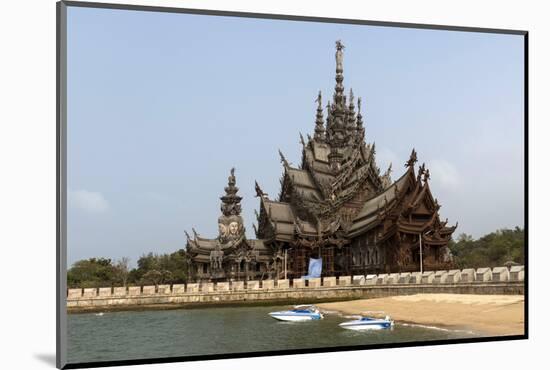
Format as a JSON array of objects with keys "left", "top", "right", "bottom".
[
  {"left": 419, "top": 233, "right": 423, "bottom": 274},
  {"left": 284, "top": 249, "right": 287, "bottom": 280}
]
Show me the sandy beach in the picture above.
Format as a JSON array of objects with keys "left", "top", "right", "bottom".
[{"left": 318, "top": 294, "right": 525, "bottom": 336}]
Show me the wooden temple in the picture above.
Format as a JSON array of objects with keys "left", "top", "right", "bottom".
[{"left": 186, "top": 41, "right": 457, "bottom": 282}]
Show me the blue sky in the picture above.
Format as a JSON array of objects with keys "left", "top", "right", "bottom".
[{"left": 67, "top": 7, "right": 524, "bottom": 266}]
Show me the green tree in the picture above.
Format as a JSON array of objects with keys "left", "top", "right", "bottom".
[
  {"left": 67, "top": 258, "right": 116, "bottom": 288},
  {"left": 449, "top": 227, "right": 524, "bottom": 268},
  {"left": 113, "top": 257, "right": 131, "bottom": 287},
  {"left": 130, "top": 250, "right": 189, "bottom": 285}
]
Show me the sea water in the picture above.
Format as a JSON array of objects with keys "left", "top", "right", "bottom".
[{"left": 67, "top": 305, "right": 480, "bottom": 364}]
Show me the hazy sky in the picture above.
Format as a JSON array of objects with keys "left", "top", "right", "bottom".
[{"left": 67, "top": 7, "right": 524, "bottom": 266}]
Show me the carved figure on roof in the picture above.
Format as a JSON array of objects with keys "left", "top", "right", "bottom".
[
  {"left": 210, "top": 247, "right": 224, "bottom": 271},
  {"left": 441, "top": 246, "right": 453, "bottom": 263},
  {"left": 229, "top": 221, "right": 240, "bottom": 236},
  {"left": 417, "top": 162, "right": 426, "bottom": 182},
  {"left": 228, "top": 168, "right": 236, "bottom": 186},
  {"left": 218, "top": 223, "right": 228, "bottom": 238},
  {"left": 218, "top": 215, "right": 244, "bottom": 244},
  {"left": 424, "top": 168, "right": 431, "bottom": 182}
]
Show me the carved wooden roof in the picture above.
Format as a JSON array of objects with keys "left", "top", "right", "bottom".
[{"left": 186, "top": 42, "right": 457, "bottom": 258}]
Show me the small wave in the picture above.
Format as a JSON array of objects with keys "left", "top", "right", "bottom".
[
  {"left": 342, "top": 315, "right": 362, "bottom": 319},
  {"left": 319, "top": 310, "right": 340, "bottom": 315},
  {"left": 400, "top": 322, "right": 475, "bottom": 335}
]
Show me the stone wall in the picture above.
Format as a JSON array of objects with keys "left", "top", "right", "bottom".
[{"left": 67, "top": 266, "right": 524, "bottom": 312}]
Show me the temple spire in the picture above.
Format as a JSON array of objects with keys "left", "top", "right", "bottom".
[
  {"left": 346, "top": 88, "right": 357, "bottom": 144},
  {"left": 335, "top": 40, "right": 345, "bottom": 102},
  {"left": 325, "top": 101, "right": 332, "bottom": 136},
  {"left": 314, "top": 91, "right": 325, "bottom": 142},
  {"left": 332, "top": 40, "right": 346, "bottom": 125},
  {"left": 356, "top": 97, "right": 365, "bottom": 142},
  {"left": 328, "top": 40, "right": 347, "bottom": 172},
  {"left": 220, "top": 167, "right": 242, "bottom": 216}
]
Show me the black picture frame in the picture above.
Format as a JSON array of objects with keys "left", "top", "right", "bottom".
[{"left": 56, "top": 1, "right": 528, "bottom": 368}]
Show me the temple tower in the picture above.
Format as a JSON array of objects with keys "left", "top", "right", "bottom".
[
  {"left": 218, "top": 168, "right": 245, "bottom": 244},
  {"left": 327, "top": 40, "right": 347, "bottom": 172}
]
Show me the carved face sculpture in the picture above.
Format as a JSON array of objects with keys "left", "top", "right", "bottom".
[
  {"left": 218, "top": 223, "right": 228, "bottom": 238},
  {"left": 229, "top": 221, "right": 240, "bottom": 236}
]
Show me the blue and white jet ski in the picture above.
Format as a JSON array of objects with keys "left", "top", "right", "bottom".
[
  {"left": 269, "top": 305, "right": 324, "bottom": 322},
  {"left": 339, "top": 316, "right": 394, "bottom": 330}
]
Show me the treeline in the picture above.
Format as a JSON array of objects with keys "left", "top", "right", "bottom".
[
  {"left": 67, "top": 250, "right": 188, "bottom": 288},
  {"left": 448, "top": 226, "right": 524, "bottom": 268},
  {"left": 67, "top": 227, "right": 525, "bottom": 287}
]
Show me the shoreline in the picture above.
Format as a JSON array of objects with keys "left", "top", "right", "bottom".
[
  {"left": 67, "top": 281, "right": 524, "bottom": 314},
  {"left": 66, "top": 296, "right": 356, "bottom": 314},
  {"left": 317, "top": 294, "right": 525, "bottom": 336}
]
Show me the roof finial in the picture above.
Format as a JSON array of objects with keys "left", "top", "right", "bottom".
[
  {"left": 278, "top": 149, "right": 289, "bottom": 167},
  {"left": 381, "top": 162, "right": 393, "bottom": 189},
  {"left": 228, "top": 167, "right": 236, "bottom": 186},
  {"left": 405, "top": 148, "right": 418, "bottom": 168},
  {"left": 254, "top": 180, "right": 267, "bottom": 198},
  {"left": 335, "top": 40, "right": 345, "bottom": 67}
]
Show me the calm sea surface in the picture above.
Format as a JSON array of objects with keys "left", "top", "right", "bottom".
[{"left": 67, "top": 305, "right": 480, "bottom": 364}]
